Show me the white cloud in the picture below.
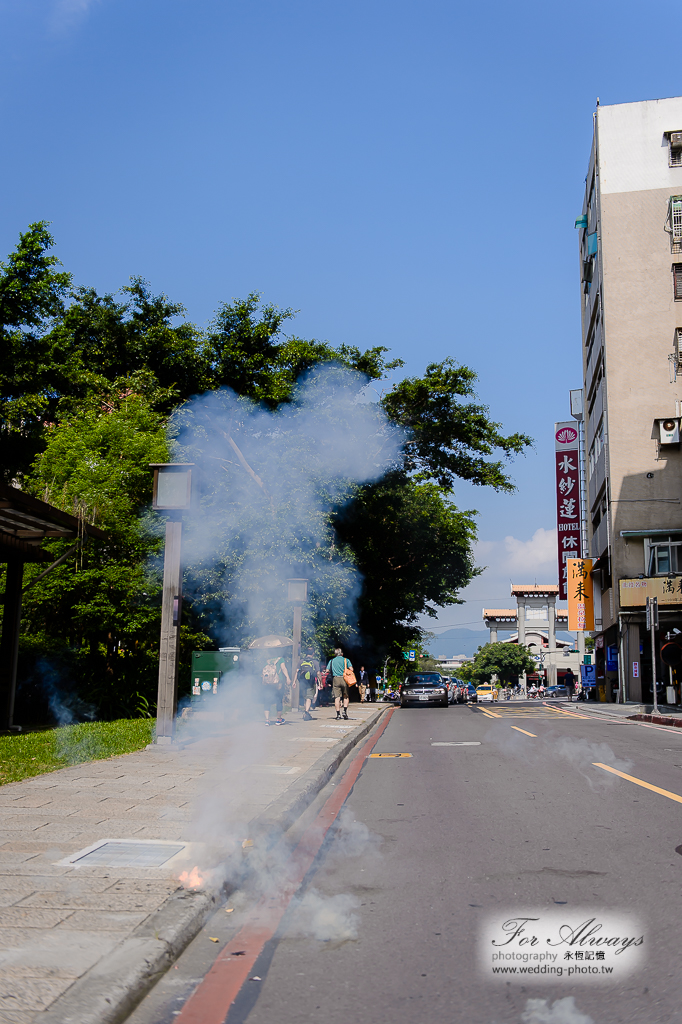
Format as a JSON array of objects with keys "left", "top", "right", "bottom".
[
  {"left": 50, "top": 0, "right": 98, "bottom": 32},
  {"left": 502, "top": 527, "right": 557, "bottom": 575},
  {"left": 420, "top": 526, "right": 565, "bottom": 634}
]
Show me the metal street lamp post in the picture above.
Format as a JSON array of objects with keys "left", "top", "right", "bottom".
[
  {"left": 287, "top": 579, "right": 308, "bottom": 713},
  {"left": 150, "top": 464, "right": 193, "bottom": 744}
]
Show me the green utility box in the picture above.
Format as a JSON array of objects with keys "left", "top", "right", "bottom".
[{"left": 190, "top": 648, "right": 240, "bottom": 707}]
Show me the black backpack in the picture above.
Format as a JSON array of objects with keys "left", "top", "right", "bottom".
[{"left": 298, "top": 659, "right": 315, "bottom": 683}]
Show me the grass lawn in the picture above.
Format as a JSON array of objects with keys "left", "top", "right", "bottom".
[{"left": 0, "top": 718, "right": 155, "bottom": 786}]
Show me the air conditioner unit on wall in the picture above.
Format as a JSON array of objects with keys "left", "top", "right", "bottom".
[
  {"left": 671, "top": 132, "right": 682, "bottom": 148},
  {"left": 652, "top": 417, "right": 681, "bottom": 444}
]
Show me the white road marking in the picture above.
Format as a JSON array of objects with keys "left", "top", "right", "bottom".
[{"left": 431, "top": 741, "right": 481, "bottom": 746}]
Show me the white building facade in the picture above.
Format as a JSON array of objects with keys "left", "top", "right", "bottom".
[{"left": 578, "top": 96, "right": 682, "bottom": 703}]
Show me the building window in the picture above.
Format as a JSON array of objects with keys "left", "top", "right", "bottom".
[
  {"left": 669, "top": 132, "right": 682, "bottom": 167},
  {"left": 588, "top": 417, "right": 604, "bottom": 477},
  {"left": 674, "top": 264, "right": 682, "bottom": 300},
  {"left": 645, "top": 535, "right": 682, "bottom": 576},
  {"left": 668, "top": 197, "right": 682, "bottom": 254}
]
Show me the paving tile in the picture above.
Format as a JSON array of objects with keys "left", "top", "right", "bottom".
[
  {"left": 0, "top": 853, "right": 35, "bottom": 867},
  {"left": 16, "top": 892, "right": 164, "bottom": 912},
  {"left": 0, "top": 843, "right": 58, "bottom": 854},
  {"left": 0, "top": 893, "right": 30, "bottom": 908},
  {"left": 128, "top": 826, "right": 188, "bottom": 840},
  {"left": 0, "top": 930, "right": 42, "bottom": 951},
  {"left": 0, "top": 976, "right": 73, "bottom": 1012},
  {"left": 49, "top": 778, "right": 106, "bottom": 789},
  {"left": 55, "top": 909, "right": 149, "bottom": 930},
  {"left": 103, "top": 878, "right": 178, "bottom": 894},
  {"left": 87, "top": 798, "right": 141, "bottom": 813},
  {"left": 0, "top": 876, "right": 114, "bottom": 894},
  {"left": 0, "top": 929, "right": 121, "bottom": 971},
  {"left": 1, "top": 967, "right": 76, "bottom": 980},
  {"left": 22, "top": 829, "right": 90, "bottom": 843},
  {"left": 0, "top": 798, "right": 54, "bottom": 810},
  {"left": 0, "top": 866, "right": 71, "bottom": 877},
  {"left": 0, "top": 909, "right": 74, "bottom": 929},
  {"left": 0, "top": 1007, "right": 38, "bottom": 1023},
  {"left": 59, "top": 816, "right": 150, "bottom": 831},
  {"left": 0, "top": 818, "right": 51, "bottom": 831}
]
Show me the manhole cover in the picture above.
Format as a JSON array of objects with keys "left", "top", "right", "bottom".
[{"left": 73, "top": 841, "right": 185, "bottom": 868}]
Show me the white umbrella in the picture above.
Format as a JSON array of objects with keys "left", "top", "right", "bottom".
[{"left": 247, "top": 634, "right": 293, "bottom": 649}]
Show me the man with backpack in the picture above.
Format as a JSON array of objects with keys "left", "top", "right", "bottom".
[
  {"left": 326, "top": 647, "right": 354, "bottom": 721},
  {"left": 298, "top": 649, "right": 319, "bottom": 721}
]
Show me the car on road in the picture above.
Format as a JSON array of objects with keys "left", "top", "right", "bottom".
[
  {"left": 475, "top": 684, "right": 498, "bottom": 703},
  {"left": 400, "top": 673, "right": 449, "bottom": 708},
  {"left": 443, "top": 677, "right": 458, "bottom": 704},
  {"left": 545, "top": 684, "right": 569, "bottom": 699},
  {"left": 461, "top": 682, "right": 477, "bottom": 702}
]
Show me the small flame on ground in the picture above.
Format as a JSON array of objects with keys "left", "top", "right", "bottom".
[{"left": 178, "top": 865, "right": 205, "bottom": 889}]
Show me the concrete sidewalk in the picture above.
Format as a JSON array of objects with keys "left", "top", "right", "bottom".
[{"left": 0, "top": 703, "right": 386, "bottom": 1024}]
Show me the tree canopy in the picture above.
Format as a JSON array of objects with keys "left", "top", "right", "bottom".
[{"left": 462, "top": 642, "right": 537, "bottom": 685}]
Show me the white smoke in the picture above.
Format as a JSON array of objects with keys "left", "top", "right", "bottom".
[
  {"left": 521, "top": 997, "right": 594, "bottom": 1024},
  {"left": 484, "top": 724, "right": 632, "bottom": 789},
  {"left": 170, "top": 366, "right": 400, "bottom": 926},
  {"left": 285, "top": 889, "right": 361, "bottom": 942},
  {"left": 172, "top": 364, "right": 403, "bottom": 646}
]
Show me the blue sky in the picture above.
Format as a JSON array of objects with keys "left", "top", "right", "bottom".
[{"left": 1, "top": 0, "right": 679, "bottom": 645}]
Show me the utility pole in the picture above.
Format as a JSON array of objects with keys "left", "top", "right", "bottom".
[
  {"left": 647, "top": 596, "right": 659, "bottom": 714},
  {"left": 287, "top": 579, "right": 308, "bottom": 714},
  {"left": 150, "top": 464, "right": 193, "bottom": 745},
  {"left": 291, "top": 603, "right": 302, "bottom": 711},
  {"left": 156, "top": 520, "right": 183, "bottom": 743}
]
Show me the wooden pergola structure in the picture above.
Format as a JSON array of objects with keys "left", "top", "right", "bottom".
[{"left": 0, "top": 484, "right": 107, "bottom": 730}]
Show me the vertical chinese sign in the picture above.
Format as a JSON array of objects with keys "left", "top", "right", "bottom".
[
  {"left": 567, "top": 558, "right": 594, "bottom": 630},
  {"left": 555, "top": 422, "right": 581, "bottom": 600}
]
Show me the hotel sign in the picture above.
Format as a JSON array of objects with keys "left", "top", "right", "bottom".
[
  {"left": 555, "top": 422, "right": 581, "bottom": 600},
  {"left": 620, "top": 577, "right": 682, "bottom": 607}
]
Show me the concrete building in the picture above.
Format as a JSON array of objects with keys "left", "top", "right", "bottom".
[
  {"left": 577, "top": 95, "right": 682, "bottom": 703},
  {"left": 483, "top": 585, "right": 581, "bottom": 686},
  {"left": 437, "top": 655, "right": 473, "bottom": 673}
]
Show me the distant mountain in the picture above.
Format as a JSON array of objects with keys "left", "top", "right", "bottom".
[
  {"left": 427, "top": 629, "right": 491, "bottom": 659},
  {"left": 427, "top": 627, "right": 576, "bottom": 660}
]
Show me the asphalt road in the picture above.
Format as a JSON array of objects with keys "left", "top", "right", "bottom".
[{"left": 129, "top": 702, "right": 682, "bottom": 1024}]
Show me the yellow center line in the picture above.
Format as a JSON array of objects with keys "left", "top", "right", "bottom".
[
  {"left": 593, "top": 762, "right": 682, "bottom": 804},
  {"left": 511, "top": 725, "right": 537, "bottom": 737},
  {"left": 543, "top": 706, "right": 593, "bottom": 719},
  {"left": 479, "top": 708, "right": 500, "bottom": 718}
]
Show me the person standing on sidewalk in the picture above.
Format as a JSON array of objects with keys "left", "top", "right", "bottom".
[
  {"left": 261, "top": 659, "right": 285, "bottom": 726},
  {"left": 326, "top": 647, "right": 353, "bottom": 720},
  {"left": 357, "top": 665, "right": 368, "bottom": 702}
]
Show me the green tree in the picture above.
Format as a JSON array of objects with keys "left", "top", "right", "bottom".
[
  {"left": 47, "top": 278, "right": 209, "bottom": 417},
  {"left": 205, "top": 291, "right": 402, "bottom": 405},
  {"left": 382, "top": 358, "right": 532, "bottom": 491},
  {"left": 336, "top": 472, "right": 479, "bottom": 652},
  {"left": 467, "top": 642, "right": 536, "bottom": 686},
  {"left": 20, "top": 379, "right": 211, "bottom": 718},
  {"left": 0, "top": 222, "right": 72, "bottom": 483}
]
